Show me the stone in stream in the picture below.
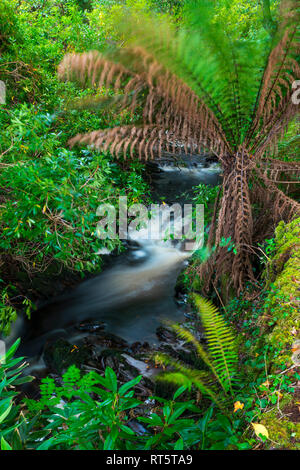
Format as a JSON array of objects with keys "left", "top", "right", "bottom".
[
  {"left": 43, "top": 338, "right": 91, "bottom": 374},
  {"left": 76, "top": 320, "right": 106, "bottom": 332}
]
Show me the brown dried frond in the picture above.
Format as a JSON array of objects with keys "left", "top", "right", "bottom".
[
  {"left": 258, "top": 168, "right": 300, "bottom": 221},
  {"left": 58, "top": 49, "right": 231, "bottom": 161},
  {"left": 58, "top": 51, "right": 131, "bottom": 91},
  {"left": 58, "top": 0, "right": 300, "bottom": 296},
  {"left": 245, "top": 1, "right": 299, "bottom": 155}
]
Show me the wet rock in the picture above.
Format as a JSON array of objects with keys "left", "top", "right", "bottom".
[
  {"left": 89, "top": 331, "right": 129, "bottom": 350},
  {"left": 123, "top": 239, "right": 141, "bottom": 250},
  {"left": 126, "top": 249, "right": 149, "bottom": 265},
  {"left": 128, "top": 420, "right": 149, "bottom": 436},
  {"left": 205, "top": 155, "right": 219, "bottom": 164},
  {"left": 95, "top": 348, "right": 154, "bottom": 395},
  {"left": 156, "top": 325, "right": 177, "bottom": 342},
  {"left": 145, "top": 161, "right": 162, "bottom": 174},
  {"left": 76, "top": 320, "right": 106, "bottom": 333},
  {"left": 121, "top": 354, "right": 158, "bottom": 380},
  {"left": 128, "top": 341, "right": 151, "bottom": 355},
  {"left": 43, "top": 338, "right": 91, "bottom": 374},
  {"left": 99, "top": 349, "right": 124, "bottom": 370},
  {"left": 174, "top": 270, "right": 188, "bottom": 297}
]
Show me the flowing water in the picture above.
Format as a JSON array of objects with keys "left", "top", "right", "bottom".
[{"left": 6, "top": 157, "right": 221, "bottom": 360}]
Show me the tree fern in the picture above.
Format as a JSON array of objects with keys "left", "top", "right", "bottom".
[{"left": 58, "top": 0, "right": 300, "bottom": 293}]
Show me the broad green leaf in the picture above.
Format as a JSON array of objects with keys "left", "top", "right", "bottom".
[{"left": 1, "top": 437, "right": 12, "bottom": 450}]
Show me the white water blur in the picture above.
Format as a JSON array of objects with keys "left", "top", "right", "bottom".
[{"left": 4, "top": 159, "right": 221, "bottom": 353}]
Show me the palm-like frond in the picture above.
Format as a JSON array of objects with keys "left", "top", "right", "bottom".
[
  {"left": 59, "top": 48, "right": 230, "bottom": 161},
  {"left": 58, "top": 0, "right": 300, "bottom": 294}
]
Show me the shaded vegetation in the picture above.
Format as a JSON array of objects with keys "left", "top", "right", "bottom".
[{"left": 0, "top": 0, "right": 299, "bottom": 452}]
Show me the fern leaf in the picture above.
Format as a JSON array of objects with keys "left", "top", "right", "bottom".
[
  {"left": 194, "top": 295, "right": 238, "bottom": 394},
  {"left": 154, "top": 353, "right": 225, "bottom": 410}
]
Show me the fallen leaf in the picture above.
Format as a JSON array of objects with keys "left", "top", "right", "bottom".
[
  {"left": 260, "top": 380, "right": 270, "bottom": 388},
  {"left": 233, "top": 401, "right": 244, "bottom": 413},
  {"left": 252, "top": 423, "right": 269, "bottom": 439}
]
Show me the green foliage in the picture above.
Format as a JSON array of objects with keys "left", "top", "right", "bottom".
[
  {"left": 261, "top": 218, "right": 300, "bottom": 363},
  {"left": 100, "top": 0, "right": 270, "bottom": 149},
  {"left": 194, "top": 296, "right": 238, "bottom": 393},
  {"left": 138, "top": 387, "right": 251, "bottom": 450},
  {"left": 155, "top": 296, "right": 238, "bottom": 409},
  {"left": 0, "top": 288, "right": 18, "bottom": 337},
  {"left": 212, "top": 0, "right": 277, "bottom": 39},
  {"left": 0, "top": 0, "right": 151, "bottom": 334},
  {"left": 25, "top": 365, "right": 143, "bottom": 450},
  {"left": 25, "top": 365, "right": 252, "bottom": 450},
  {"left": 0, "top": 104, "right": 150, "bottom": 280},
  {"left": 192, "top": 183, "right": 220, "bottom": 217},
  {"left": 0, "top": 339, "right": 33, "bottom": 449},
  {"left": 0, "top": 340, "right": 250, "bottom": 450},
  {"left": 0, "top": 0, "right": 21, "bottom": 52},
  {"left": 0, "top": 339, "right": 255, "bottom": 450}
]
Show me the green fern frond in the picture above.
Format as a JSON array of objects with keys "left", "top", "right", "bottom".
[
  {"left": 153, "top": 296, "right": 238, "bottom": 410},
  {"left": 194, "top": 295, "right": 238, "bottom": 394},
  {"left": 154, "top": 353, "right": 224, "bottom": 410},
  {"left": 154, "top": 352, "right": 215, "bottom": 386},
  {"left": 170, "top": 324, "right": 213, "bottom": 370}
]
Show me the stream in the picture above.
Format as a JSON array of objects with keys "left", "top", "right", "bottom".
[{"left": 4, "top": 156, "right": 221, "bottom": 382}]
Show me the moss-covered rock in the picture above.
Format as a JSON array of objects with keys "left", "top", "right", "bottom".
[
  {"left": 261, "top": 217, "right": 300, "bottom": 367},
  {"left": 261, "top": 398, "right": 300, "bottom": 450}
]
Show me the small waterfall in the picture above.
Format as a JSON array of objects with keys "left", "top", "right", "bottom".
[{"left": 5, "top": 158, "right": 221, "bottom": 355}]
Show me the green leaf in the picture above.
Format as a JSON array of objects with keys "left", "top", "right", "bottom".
[
  {"left": 3, "top": 339, "right": 20, "bottom": 362},
  {"left": 0, "top": 398, "right": 12, "bottom": 424},
  {"left": 174, "top": 438, "right": 184, "bottom": 450},
  {"left": 1, "top": 437, "right": 12, "bottom": 450},
  {"left": 119, "top": 375, "right": 142, "bottom": 396},
  {"left": 105, "top": 367, "right": 118, "bottom": 393},
  {"left": 103, "top": 433, "right": 115, "bottom": 450},
  {"left": 173, "top": 386, "right": 187, "bottom": 400},
  {"left": 36, "top": 438, "right": 55, "bottom": 450}
]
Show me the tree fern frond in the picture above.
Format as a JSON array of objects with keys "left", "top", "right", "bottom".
[
  {"left": 59, "top": 47, "right": 231, "bottom": 161},
  {"left": 59, "top": 0, "right": 300, "bottom": 294},
  {"left": 245, "top": 1, "right": 299, "bottom": 151}
]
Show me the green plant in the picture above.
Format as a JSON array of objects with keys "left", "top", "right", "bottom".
[
  {"left": 0, "top": 104, "right": 150, "bottom": 279},
  {"left": 26, "top": 366, "right": 252, "bottom": 450},
  {"left": 25, "top": 365, "right": 144, "bottom": 450},
  {"left": 0, "top": 288, "right": 17, "bottom": 337},
  {"left": 192, "top": 184, "right": 220, "bottom": 210},
  {"left": 0, "top": 0, "right": 153, "bottom": 335},
  {"left": 138, "top": 387, "right": 252, "bottom": 450},
  {"left": 155, "top": 295, "right": 238, "bottom": 409},
  {"left": 0, "top": 0, "right": 21, "bottom": 52},
  {"left": 0, "top": 339, "right": 33, "bottom": 450},
  {"left": 0, "top": 339, "right": 253, "bottom": 450},
  {"left": 59, "top": 0, "right": 300, "bottom": 294}
]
